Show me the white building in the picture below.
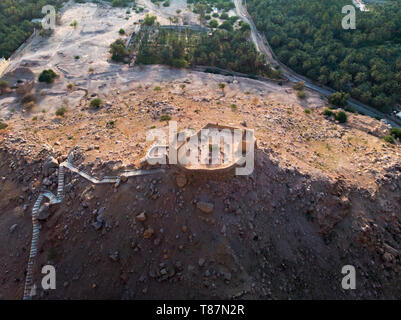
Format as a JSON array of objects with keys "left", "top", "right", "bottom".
[{"left": 396, "top": 111, "right": 401, "bottom": 120}]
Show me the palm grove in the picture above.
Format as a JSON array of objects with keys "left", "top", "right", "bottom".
[
  {"left": 134, "top": 27, "right": 279, "bottom": 78},
  {"left": 246, "top": 0, "right": 401, "bottom": 113}
]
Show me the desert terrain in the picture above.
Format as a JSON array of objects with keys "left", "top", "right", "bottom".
[{"left": 0, "top": 0, "right": 400, "bottom": 300}]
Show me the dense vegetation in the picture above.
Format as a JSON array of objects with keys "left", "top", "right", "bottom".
[
  {"left": 110, "top": 38, "right": 129, "bottom": 62},
  {"left": 188, "top": 0, "right": 235, "bottom": 12},
  {"left": 390, "top": 127, "right": 401, "bottom": 140},
  {"left": 108, "top": 0, "right": 131, "bottom": 7},
  {"left": 0, "top": 0, "right": 66, "bottom": 58},
  {"left": 90, "top": 97, "right": 103, "bottom": 109},
  {"left": 189, "top": 0, "right": 235, "bottom": 24},
  {"left": 246, "top": 0, "right": 401, "bottom": 113},
  {"left": 135, "top": 27, "right": 279, "bottom": 78},
  {"left": 38, "top": 69, "right": 57, "bottom": 84}
]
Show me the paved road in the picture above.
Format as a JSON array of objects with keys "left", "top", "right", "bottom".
[{"left": 233, "top": 0, "right": 401, "bottom": 128}]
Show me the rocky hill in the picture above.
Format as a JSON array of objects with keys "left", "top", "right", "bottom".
[{"left": 0, "top": 79, "right": 400, "bottom": 299}]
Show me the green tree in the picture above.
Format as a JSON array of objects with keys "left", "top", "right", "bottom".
[
  {"left": 38, "top": 69, "right": 57, "bottom": 84},
  {"left": 335, "top": 111, "right": 347, "bottom": 123},
  {"left": 90, "top": 98, "right": 103, "bottom": 109},
  {"left": 328, "top": 92, "right": 349, "bottom": 108},
  {"left": 143, "top": 14, "right": 157, "bottom": 26},
  {"left": 110, "top": 39, "right": 129, "bottom": 62},
  {"left": 209, "top": 19, "right": 218, "bottom": 28}
]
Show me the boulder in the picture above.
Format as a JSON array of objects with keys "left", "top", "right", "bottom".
[
  {"left": 43, "top": 157, "right": 59, "bottom": 177},
  {"left": 9, "top": 224, "right": 18, "bottom": 233},
  {"left": 37, "top": 203, "right": 51, "bottom": 220},
  {"left": 176, "top": 175, "right": 187, "bottom": 188},
  {"left": 198, "top": 258, "right": 205, "bottom": 267},
  {"left": 143, "top": 227, "right": 154, "bottom": 239},
  {"left": 92, "top": 221, "right": 102, "bottom": 230},
  {"left": 136, "top": 212, "right": 146, "bottom": 222},
  {"left": 197, "top": 201, "right": 214, "bottom": 214}
]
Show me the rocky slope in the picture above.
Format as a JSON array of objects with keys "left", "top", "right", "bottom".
[{"left": 0, "top": 79, "right": 400, "bottom": 299}]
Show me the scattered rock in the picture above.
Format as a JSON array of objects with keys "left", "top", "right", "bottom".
[
  {"left": 43, "top": 157, "right": 59, "bottom": 176},
  {"left": 109, "top": 251, "right": 120, "bottom": 262},
  {"left": 198, "top": 258, "right": 205, "bottom": 267},
  {"left": 383, "top": 252, "right": 394, "bottom": 263},
  {"left": 143, "top": 227, "right": 154, "bottom": 239},
  {"left": 176, "top": 175, "right": 187, "bottom": 188},
  {"left": 92, "top": 221, "right": 103, "bottom": 230},
  {"left": 42, "top": 177, "right": 52, "bottom": 186},
  {"left": 136, "top": 212, "right": 146, "bottom": 222},
  {"left": 224, "top": 272, "right": 232, "bottom": 281},
  {"left": 9, "top": 224, "right": 18, "bottom": 233},
  {"left": 96, "top": 214, "right": 105, "bottom": 223},
  {"left": 197, "top": 201, "right": 214, "bottom": 214},
  {"left": 37, "top": 203, "right": 51, "bottom": 221}
]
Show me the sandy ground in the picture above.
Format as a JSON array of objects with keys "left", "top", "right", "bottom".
[
  {"left": 0, "top": 0, "right": 196, "bottom": 117},
  {"left": 0, "top": 0, "right": 292, "bottom": 118}
]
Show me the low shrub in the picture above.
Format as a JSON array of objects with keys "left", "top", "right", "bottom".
[
  {"left": 0, "top": 80, "right": 9, "bottom": 89},
  {"left": 21, "top": 93, "right": 36, "bottom": 104},
  {"left": 335, "top": 111, "right": 348, "bottom": 123},
  {"left": 160, "top": 114, "right": 171, "bottom": 121},
  {"left": 38, "top": 69, "right": 57, "bottom": 84},
  {"left": 323, "top": 108, "right": 333, "bottom": 117},
  {"left": 56, "top": 106, "right": 67, "bottom": 116},
  {"left": 297, "top": 91, "right": 306, "bottom": 99},
  {"left": 293, "top": 81, "right": 305, "bottom": 91},
  {"left": 390, "top": 128, "right": 401, "bottom": 140},
  {"left": 384, "top": 135, "right": 395, "bottom": 144},
  {"left": 90, "top": 97, "right": 103, "bottom": 109}
]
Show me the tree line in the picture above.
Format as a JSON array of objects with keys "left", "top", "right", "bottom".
[
  {"left": 135, "top": 27, "right": 280, "bottom": 78},
  {"left": 0, "top": 0, "right": 66, "bottom": 58}
]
